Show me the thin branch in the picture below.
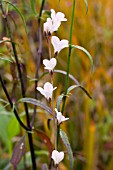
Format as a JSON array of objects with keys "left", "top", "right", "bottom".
[
  {"left": 0, "top": 3, "right": 36, "bottom": 169},
  {"left": 0, "top": 75, "right": 29, "bottom": 131},
  {"left": 31, "top": 0, "right": 45, "bottom": 127}
]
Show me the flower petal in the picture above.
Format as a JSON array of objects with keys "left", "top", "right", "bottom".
[
  {"left": 51, "top": 150, "right": 64, "bottom": 165},
  {"left": 51, "top": 36, "right": 69, "bottom": 54},
  {"left": 44, "top": 82, "right": 53, "bottom": 92},
  {"left": 36, "top": 87, "right": 46, "bottom": 98},
  {"left": 51, "top": 9, "right": 67, "bottom": 22},
  {"left": 43, "top": 59, "right": 50, "bottom": 67},
  {"left": 55, "top": 108, "right": 69, "bottom": 124},
  {"left": 36, "top": 82, "right": 57, "bottom": 101},
  {"left": 51, "top": 36, "right": 60, "bottom": 53},
  {"left": 50, "top": 58, "right": 57, "bottom": 69},
  {"left": 51, "top": 9, "right": 56, "bottom": 20},
  {"left": 56, "top": 12, "right": 67, "bottom": 22},
  {"left": 59, "top": 39, "right": 69, "bottom": 51},
  {"left": 44, "top": 18, "right": 53, "bottom": 34},
  {"left": 43, "top": 58, "right": 57, "bottom": 72}
]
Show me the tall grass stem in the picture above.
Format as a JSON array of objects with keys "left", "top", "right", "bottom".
[{"left": 62, "top": 0, "right": 76, "bottom": 113}]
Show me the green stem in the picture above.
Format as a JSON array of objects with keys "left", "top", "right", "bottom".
[{"left": 62, "top": 0, "right": 76, "bottom": 113}]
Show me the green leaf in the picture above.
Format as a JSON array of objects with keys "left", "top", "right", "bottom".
[
  {"left": 0, "top": 53, "right": 13, "bottom": 63},
  {"left": 0, "top": 98, "right": 9, "bottom": 104},
  {"left": 56, "top": 94, "right": 64, "bottom": 111},
  {"left": 0, "top": 104, "right": 10, "bottom": 114},
  {"left": 71, "top": 45, "right": 93, "bottom": 70},
  {"left": 0, "top": 115, "right": 10, "bottom": 147},
  {"left": 25, "top": 150, "right": 49, "bottom": 157},
  {"left": 0, "top": 56, "right": 13, "bottom": 63},
  {"left": 79, "top": 86, "right": 92, "bottom": 99},
  {"left": 67, "top": 85, "right": 79, "bottom": 94},
  {"left": 56, "top": 85, "right": 80, "bottom": 111},
  {"left": 54, "top": 70, "right": 92, "bottom": 99},
  {"left": 84, "top": 0, "right": 88, "bottom": 14},
  {"left": 18, "top": 98, "right": 53, "bottom": 115},
  {"left": 54, "top": 70, "right": 79, "bottom": 84},
  {"left": 30, "top": 0, "right": 37, "bottom": 15},
  {"left": 0, "top": 40, "right": 10, "bottom": 44},
  {"left": 68, "top": 85, "right": 92, "bottom": 99},
  {"left": 60, "top": 129, "right": 74, "bottom": 170},
  {"left": 7, "top": 117, "right": 20, "bottom": 139},
  {"left": 35, "top": 151, "right": 49, "bottom": 156},
  {"left": 0, "top": 107, "right": 14, "bottom": 154},
  {"left": 2, "top": 0, "right": 27, "bottom": 33}
]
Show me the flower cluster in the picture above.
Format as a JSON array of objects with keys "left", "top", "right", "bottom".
[
  {"left": 37, "top": 8, "right": 69, "bottom": 100},
  {"left": 44, "top": 9, "right": 67, "bottom": 35},
  {"left": 44, "top": 9, "right": 69, "bottom": 56},
  {"left": 36, "top": 9, "right": 69, "bottom": 166}
]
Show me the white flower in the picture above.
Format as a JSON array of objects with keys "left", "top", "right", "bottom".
[
  {"left": 36, "top": 82, "right": 57, "bottom": 101},
  {"left": 44, "top": 9, "right": 67, "bottom": 35},
  {"left": 43, "top": 58, "right": 57, "bottom": 72},
  {"left": 55, "top": 108, "right": 69, "bottom": 125},
  {"left": 44, "top": 18, "right": 60, "bottom": 35},
  {"left": 51, "top": 36, "right": 69, "bottom": 55},
  {"left": 51, "top": 150, "right": 64, "bottom": 165},
  {"left": 51, "top": 9, "right": 67, "bottom": 23}
]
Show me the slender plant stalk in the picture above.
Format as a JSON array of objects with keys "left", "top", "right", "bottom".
[
  {"left": 0, "top": 3, "right": 36, "bottom": 169},
  {"left": 47, "top": 36, "right": 52, "bottom": 59},
  {"left": 51, "top": 74, "right": 57, "bottom": 150},
  {"left": 31, "top": 0, "right": 45, "bottom": 127},
  {"left": 61, "top": 0, "right": 76, "bottom": 113},
  {"left": 0, "top": 74, "right": 29, "bottom": 131}
]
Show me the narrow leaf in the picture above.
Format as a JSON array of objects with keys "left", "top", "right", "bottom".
[
  {"left": 0, "top": 56, "right": 13, "bottom": 63},
  {"left": 84, "top": 0, "right": 88, "bottom": 14},
  {"left": 71, "top": 45, "right": 93, "bottom": 70},
  {"left": 55, "top": 70, "right": 92, "bottom": 99},
  {"left": 67, "top": 85, "right": 79, "bottom": 94},
  {"left": 18, "top": 98, "right": 53, "bottom": 115},
  {"left": 10, "top": 135, "right": 26, "bottom": 166},
  {"left": 0, "top": 40, "right": 11, "bottom": 44},
  {"left": 34, "top": 129, "right": 53, "bottom": 157},
  {"left": 0, "top": 98, "right": 9, "bottom": 104},
  {"left": 56, "top": 94, "right": 64, "bottom": 111},
  {"left": 2, "top": 1, "right": 27, "bottom": 33},
  {"left": 35, "top": 70, "right": 92, "bottom": 99},
  {"left": 7, "top": 117, "right": 20, "bottom": 139},
  {"left": 68, "top": 85, "right": 92, "bottom": 99},
  {"left": 54, "top": 69, "right": 79, "bottom": 85},
  {"left": 30, "top": 0, "right": 37, "bottom": 15},
  {"left": 60, "top": 129, "right": 74, "bottom": 170},
  {"left": 0, "top": 104, "right": 9, "bottom": 111},
  {"left": 79, "top": 86, "right": 92, "bottom": 99},
  {"left": 35, "top": 150, "right": 49, "bottom": 156},
  {"left": 56, "top": 85, "right": 80, "bottom": 111}
]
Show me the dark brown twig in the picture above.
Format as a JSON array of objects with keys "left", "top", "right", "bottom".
[
  {"left": 30, "top": 0, "right": 45, "bottom": 127},
  {"left": 0, "top": 74, "right": 29, "bottom": 131},
  {"left": 0, "top": 3, "right": 36, "bottom": 169}
]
